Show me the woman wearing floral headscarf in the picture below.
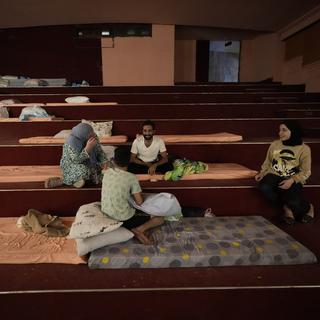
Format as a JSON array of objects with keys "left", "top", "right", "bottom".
[
  {"left": 255, "top": 120, "right": 314, "bottom": 225},
  {"left": 60, "top": 123, "right": 107, "bottom": 188}
]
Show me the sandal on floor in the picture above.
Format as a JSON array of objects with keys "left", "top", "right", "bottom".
[
  {"left": 44, "top": 177, "right": 63, "bottom": 189},
  {"left": 301, "top": 214, "right": 314, "bottom": 224},
  {"left": 281, "top": 215, "right": 295, "bottom": 226}
]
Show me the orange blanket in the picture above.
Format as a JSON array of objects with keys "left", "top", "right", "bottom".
[
  {"left": 19, "top": 135, "right": 128, "bottom": 144},
  {"left": 0, "top": 217, "right": 85, "bottom": 264},
  {"left": 0, "top": 117, "right": 63, "bottom": 122},
  {"left": 0, "top": 103, "right": 45, "bottom": 107},
  {"left": 45, "top": 102, "right": 118, "bottom": 106},
  {"left": 0, "top": 163, "right": 257, "bottom": 183},
  {"left": 3, "top": 102, "right": 117, "bottom": 107},
  {"left": 137, "top": 163, "right": 257, "bottom": 181},
  {"left": 149, "top": 133, "right": 243, "bottom": 143},
  {"left": 0, "top": 166, "right": 62, "bottom": 182}
]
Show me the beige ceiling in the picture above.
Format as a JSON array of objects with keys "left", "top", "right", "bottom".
[{"left": 1, "top": 0, "right": 320, "bottom": 31}]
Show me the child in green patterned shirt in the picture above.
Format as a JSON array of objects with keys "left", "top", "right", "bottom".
[{"left": 101, "top": 146, "right": 164, "bottom": 245}]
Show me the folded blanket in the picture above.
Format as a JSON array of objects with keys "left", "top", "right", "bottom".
[
  {"left": 159, "top": 133, "right": 243, "bottom": 143},
  {"left": 138, "top": 133, "right": 243, "bottom": 143},
  {"left": 18, "top": 209, "right": 69, "bottom": 237},
  {"left": 0, "top": 103, "right": 45, "bottom": 107},
  {"left": 0, "top": 117, "right": 63, "bottom": 122},
  {"left": 19, "top": 135, "right": 128, "bottom": 144},
  {"left": 45, "top": 102, "right": 118, "bottom": 106}
]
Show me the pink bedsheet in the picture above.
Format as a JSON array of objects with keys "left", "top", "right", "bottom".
[
  {"left": 19, "top": 135, "right": 128, "bottom": 144},
  {"left": 0, "top": 217, "right": 85, "bottom": 264},
  {"left": 137, "top": 163, "right": 257, "bottom": 181},
  {"left": 0, "top": 163, "right": 257, "bottom": 183},
  {"left": 0, "top": 117, "right": 62, "bottom": 122},
  {"left": 0, "top": 166, "right": 62, "bottom": 182},
  {"left": 6, "top": 102, "right": 117, "bottom": 106},
  {"left": 45, "top": 102, "right": 118, "bottom": 106},
  {"left": 138, "top": 133, "right": 243, "bottom": 143}
]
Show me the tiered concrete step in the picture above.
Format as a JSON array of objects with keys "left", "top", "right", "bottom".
[
  {"left": 6, "top": 102, "right": 320, "bottom": 119},
  {"left": 1, "top": 140, "right": 319, "bottom": 167},
  {"left": 1, "top": 84, "right": 320, "bottom": 318},
  {"left": 1, "top": 118, "right": 319, "bottom": 140},
  {"left": 0, "top": 83, "right": 306, "bottom": 94},
  {"left": 1, "top": 254, "right": 320, "bottom": 319},
  {"left": 1, "top": 91, "right": 320, "bottom": 104},
  {"left": 1, "top": 178, "right": 319, "bottom": 217}
]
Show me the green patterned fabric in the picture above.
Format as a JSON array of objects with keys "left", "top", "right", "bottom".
[
  {"left": 101, "top": 168, "right": 142, "bottom": 221},
  {"left": 60, "top": 144, "right": 107, "bottom": 185},
  {"left": 164, "top": 158, "right": 208, "bottom": 181}
]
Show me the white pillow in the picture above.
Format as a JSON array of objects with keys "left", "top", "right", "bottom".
[
  {"left": 0, "top": 79, "right": 9, "bottom": 87},
  {"left": 54, "top": 129, "right": 72, "bottom": 138},
  {"left": 69, "top": 202, "right": 122, "bottom": 239},
  {"left": 0, "top": 106, "right": 9, "bottom": 118},
  {"left": 65, "top": 96, "right": 90, "bottom": 103},
  {"left": 76, "top": 227, "right": 134, "bottom": 256},
  {"left": 101, "top": 145, "right": 115, "bottom": 160},
  {"left": 81, "top": 119, "right": 113, "bottom": 137},
  {"left": 2, "top": 75, "right": 19, "bottom": 80},
  {"left": 24, "top": 79, "right": 48, "bottom": 87},
  {"left": 0, "top": 99, "right": 22, "bottom": 105}
]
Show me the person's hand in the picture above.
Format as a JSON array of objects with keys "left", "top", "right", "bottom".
[
  {"left": 101, "top": 162, "right": 109, "bottom": 170},
  {"left": 148, "top": 164, "right": 157, "bottom": 175},
  {"left": 278, "top": 178, "right": 294, "bottom": 189},
  {"left": 85, "top": 136, "right": 98, "bottom": 153},
  {"left": 255, "top": 172, "right": 264, "bottom": 182}
]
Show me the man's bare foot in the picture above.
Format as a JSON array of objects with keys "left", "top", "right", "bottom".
[{"left": 132, "top": 228, "right": 154, "bottom": 245}]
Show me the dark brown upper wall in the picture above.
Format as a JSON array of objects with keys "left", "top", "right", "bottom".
[
  {"left": 0, "top": 25, "right": 102, "bottom": 85},
  {"left": 285, "top": 20, "right": 320, "bottom": 65}
]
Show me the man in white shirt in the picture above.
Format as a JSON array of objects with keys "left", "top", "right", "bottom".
[{"left": 128, "top": 120, "right": 173, "bottom": 175}]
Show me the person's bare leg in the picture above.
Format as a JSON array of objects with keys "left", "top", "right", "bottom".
[
  {"left": 283, "top": 205, "right": 295, "bottom": 219},
  {"left": 307, "top": 203, "right": 314, "bottom": 218},
  {"left": 282, "top": 205, "right": 295, "bottom": 225},
  {"left": 132, "top": 216, "right": 164, "bottom": 245}
]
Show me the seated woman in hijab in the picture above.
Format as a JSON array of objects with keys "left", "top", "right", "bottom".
[
  {"left": 61, "top": 123, "right": 108, "bottom": 188},
  {"left": 255, "top": 120, "right": 314, "bottom": 225},
  {"left": 46, "top": 123, "right": 107, "bottom": 188}
]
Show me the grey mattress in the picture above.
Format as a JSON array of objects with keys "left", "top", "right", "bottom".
[{"left": 88, "top": 216, "right": 317, "bottom": 269}]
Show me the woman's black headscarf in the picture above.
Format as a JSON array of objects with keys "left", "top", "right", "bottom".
[{"left": 280, "top": 120, "right": 303, "bottom": 146}]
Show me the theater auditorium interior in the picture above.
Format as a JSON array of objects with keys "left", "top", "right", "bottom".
[{"left": 1, "top": 1, "right": 320, "bottom": 319}]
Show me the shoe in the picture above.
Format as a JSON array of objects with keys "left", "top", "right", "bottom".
[
  {"left": 301, "top": 204, "right": 315, "bottom": 224},
  {"left": 281, "top": 215, "right": 295, "bottom": 226},
  {"left": 281, "top": 205, "right": 296, "bottom": 225},
  {"left": 44, "top": 177, "right": 63, "bottom": 189},
  {"left": 301, "top": 214, "right": 314, "bottom": 223},
  {"left": 73, "top": 179, "right": 85, "bottom": 188},
  {"left": 204, "top": 208, "right": 215, "bottom": 218}
]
